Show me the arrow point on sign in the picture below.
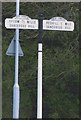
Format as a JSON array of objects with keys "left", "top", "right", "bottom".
[{"left": 6, "top": 36, "right": 24, "bottom": 56}]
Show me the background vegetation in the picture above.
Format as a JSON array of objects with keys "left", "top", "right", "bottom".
[{"left": 2, "top": 2, "right": 79, "bottom": 119}]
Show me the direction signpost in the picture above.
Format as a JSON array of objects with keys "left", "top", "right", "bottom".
[
  {"left": 37, "top": 14, "right": 43, "bottom": 119},
  {"left": 5, "top": 3, "right": 74, "bottom": 118}
]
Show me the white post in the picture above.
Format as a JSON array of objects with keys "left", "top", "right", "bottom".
[
  {"left": 37, "top": 14, "right": 43, "bottom": 119},
  {"left": 37, "top": 44, "right": 42, "bottom": 119},
  {"left": 13, "top": 0, "right": 20, "bottom": 118}
]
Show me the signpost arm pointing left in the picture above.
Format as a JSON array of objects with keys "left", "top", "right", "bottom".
[{"left": 13, "top": 0, "right": 20, "bottom": 118}]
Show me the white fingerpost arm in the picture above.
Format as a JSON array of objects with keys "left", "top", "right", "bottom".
[{"left": 13, "top": 0, "right": 20, "bottom": 118}]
